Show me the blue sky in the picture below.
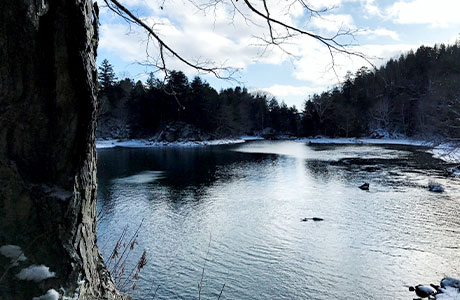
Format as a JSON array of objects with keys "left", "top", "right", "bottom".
[{"left": 98, "top": 0, "right": 460, "bottom": 109}]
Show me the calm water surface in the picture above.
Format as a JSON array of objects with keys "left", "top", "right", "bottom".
[{"left": 97, "top": 141, "right": 460, "bottom": 299}]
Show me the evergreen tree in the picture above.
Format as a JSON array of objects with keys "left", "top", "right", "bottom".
[{"left": 98, "top": 59, "right": 117, "bottom": 91}]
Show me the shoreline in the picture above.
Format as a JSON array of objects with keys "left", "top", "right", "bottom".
[
  {"left": 95, "top": 137, "right": 254, "bottom": 149},
  {"left": 295, "top": 137, "right": 429, "bottom": 146},
  {"left": 96, "top": 136, "right": 428, "bottom": 149},
  {"left": 96, "top": 136, "right": 459, "bottom": 165}
]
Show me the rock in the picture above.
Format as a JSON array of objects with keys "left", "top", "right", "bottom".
[
  {"left": 428, "top": 183, "right": 444, "bottom": 193},
  {"left": 408, "top": 285, "right": 436, "bottom": 298},
  {"left": 413, "top": 277, "right": 460, "bottom": 300},
  {"left": 441, "top": 277, "right": 460, "bottom": 289},
  {"left": 444, "top": 167, "right": 460, "bottom": 177},
  {"left": 359, "top": 183, "right": 370, "bottom": 190},
  {"left": 300, "top": 217, "right": 324, "bottom": 222}
]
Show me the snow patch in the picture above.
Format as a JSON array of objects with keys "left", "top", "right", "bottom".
[
  {"left": 32, "top": 289, "right": 59, "bottom": 300},
  {"left": 16, "top": 264, "right": 55, "bottom": 282},
  {"left": 446, "top": 167, "right": 460, "bottom": 177},
  {"left": 436, "top": 286, "right": 460, "bottom": 300},
  {"left": 240, "top": 135, "right": 264, "bottom": 141},
  {"left": 96, "top": 138, "right": 246, "bottom": 149},
  {"left": 296, "top": 137, "right": 428, "bottom": 146},
  {"left": 0, "top": 245, "right": 27, "bottom": 265},
  {"left": 59, "top": 280, "right": 85, "bottom": 300},
  {"left": 431, "top": 143, "right": 460, "bottom": 163}
]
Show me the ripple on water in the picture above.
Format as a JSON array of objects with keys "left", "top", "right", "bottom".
[{"left": 97, "top": 141, "right": 460, "bottom": 299}]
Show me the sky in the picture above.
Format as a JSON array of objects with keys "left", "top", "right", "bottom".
[{"left": 98, "top": 0, "right": 460, "bottom": 109}]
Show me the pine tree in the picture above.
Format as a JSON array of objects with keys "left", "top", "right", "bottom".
[{"left": 98, "top": 59, "right": 117, "bottom": 90}]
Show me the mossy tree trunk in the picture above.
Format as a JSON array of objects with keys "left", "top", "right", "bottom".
[{"left": 0, "top": 0, "right": 123, "bottom": 299}]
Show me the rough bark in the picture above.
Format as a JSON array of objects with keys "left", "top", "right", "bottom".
[{"left": 0, "top": 1, "right": 124, "bottom": 299}]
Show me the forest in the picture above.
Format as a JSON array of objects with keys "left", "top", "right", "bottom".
[
  {"left": 98, "top": 41, "right": 460, "bottom": 141},
  {"left": 97, "top": 62, "right": 299, "bottom": 140}
]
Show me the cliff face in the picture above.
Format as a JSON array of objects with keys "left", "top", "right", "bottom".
[{"left": 0, "top": 1, "right": 123, "bottom": 299}]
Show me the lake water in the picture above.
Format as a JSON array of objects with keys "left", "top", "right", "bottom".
[{"left": 97, "top": 141, "right": 460, "bottom": 299}]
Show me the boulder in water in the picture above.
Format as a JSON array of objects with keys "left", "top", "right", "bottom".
[
  {"left": 428, "top": 183, "right": 444, "bottom": 193},
  {"left": 359, "top": 183, "right": 369, "bottom": 190}
]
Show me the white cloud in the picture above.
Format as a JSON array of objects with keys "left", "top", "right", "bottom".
[
  {"left": 292, "top": 41, "right": 417, "bottom": 86},
  {"left": 308, "top": 0, "right": 343, "bottom": 10},
  {"left": 363, "top": 0, "right": 382, "bottom": 17},
  {"left": 255, "top": 84, "right": 327, "bottom": 108},
  {"left": 99, "top": 24, "right": 148, "bottom": 62},
  {"left": 310, "top": 14, "right": 355, "bottom": 32},
  {"left": 387, "top": 0, "right": 460, "bottom": 27},
  {"left": 261, "top": 84, "right": 322, "bottom": 98},
  {"left": 99, "top": 0, "right": 328, "bottom": 77},
  {"left": 360, "top": 28, "right": 400, "bottom": 41},
  {"left": 372, "top": 28, "right": 399, "bottom": 40},
  {"left": 98, "top": 0, "right": 435, "bottom": 101}
]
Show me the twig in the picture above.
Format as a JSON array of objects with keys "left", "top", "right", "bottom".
[{"left": 217, "top": 283, "right": 226, "bottom": 300}]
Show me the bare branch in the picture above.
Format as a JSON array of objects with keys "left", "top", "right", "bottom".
[
  {"left": 105, "top": 0, "right": 237, "bottom": 79},
  {"left": 217, "top": 283, "right": 226, "bottom": 300},
  {"left": 241, "top": 0, "right": 374, "bottom": 70},
  {"left": 103, "top": 0, "right": 373, "bottom": 80}
]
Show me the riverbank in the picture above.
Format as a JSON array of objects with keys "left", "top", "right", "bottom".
[
  {"left": 95, "top": 137, "right": 255, "bottom": 149},
  {"left": 96, "top": 136, "right": 460, "bottom": 165},
  {"left": 299, "top": 137, "right": 460, "bottom": 165},
  {"left": 96, "top": 136, "right": 423, "bottom": 149},
  {"left": 295, "top": 136, "right": 428, "bottom": 146}
]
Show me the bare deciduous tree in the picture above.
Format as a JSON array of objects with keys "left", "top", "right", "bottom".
[{"left": 102, "top": 0, "right": 370, "bottom": 79}]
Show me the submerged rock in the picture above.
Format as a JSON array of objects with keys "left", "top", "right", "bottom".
[
  {"left": 300, "top": 217, "right": 324, "bottom": 222},
  {"left": 359, "top": 183, "right": 369, "bottom": 190},
  {"left": 444, "top": 167, "right": 460, "bottom": 177},
  {"left": 428, "top": 183, "right": 444, "bottom": 193}
]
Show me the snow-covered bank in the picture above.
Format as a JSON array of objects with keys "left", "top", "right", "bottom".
[
  {"left": 296, "top": 137, "right": 460, "bottom": 164},
  {"left": 295, "top": 137, "right": 429, "bottom": 146},
  {"left": 96, "top": 136, "right": 460, "bottom": 165},
  {"left": 96, "top": 138, "right": 247, "bottom": 149},
  {"left": 430, "top": 143, "right": 460, "bottom": 164}
]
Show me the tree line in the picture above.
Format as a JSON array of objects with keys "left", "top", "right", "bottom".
[
  {"left": 98, "top": 41, "right": 460, "bottom": 140},
  {"left": 97, "top": 60, "right": 299, "bottom": 139},
  {"left": 303, "top": 41, "right": 460, "bottom": 139}
]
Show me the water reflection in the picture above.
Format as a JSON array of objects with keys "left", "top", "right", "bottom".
[{"left": 97, "top": 141, "right": 460, "bottom": 300}]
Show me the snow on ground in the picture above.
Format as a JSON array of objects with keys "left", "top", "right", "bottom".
[
  {"left": 32, "top": 289, "right": 59, "bottom": 300},
  {"left": 295, "top": 137, "right": 428, "bottom": 146},
  {"left": 96, "top": 136, "right": 460, "bottom": 165},
  {"left": 96, "top": 136, "right": 424, "bottom": 149},
  {"left": 240, "top": 135, "right": 264, "bottom": 141},
  {"left": 96, "top": 138, "right": 246, "bottom": 149},
  {"left": 0, "top": 245, "right": 27, "bottom": 264},
  {"left": 437, "top": 287, "right": 460, "bottom": 300},
  {"left": 16, "top": 264, "right": 56, "bottom": 282},
  {"left": 431, "top": 143, "right": 460, "bottom": 164},
  {"left": 297, "top": 137, "right": 460, "bottom": 165}
]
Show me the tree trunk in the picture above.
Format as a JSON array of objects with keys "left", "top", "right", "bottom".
[{"left": 0, "top": 1, "right": 124, "bottom": 299}]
